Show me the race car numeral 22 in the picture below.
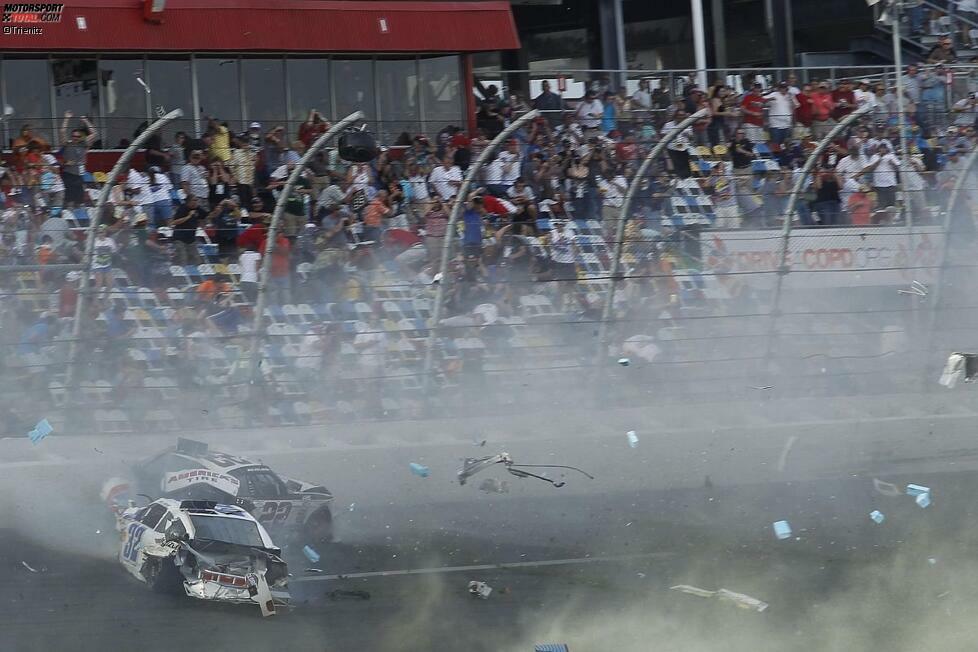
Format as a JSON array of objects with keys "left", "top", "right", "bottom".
[
  {"left": 259, "top": 502, "right": 292, "bottom": 524},
  {"left": 123, "top": 524, "right": 146, "bottom": 562}
]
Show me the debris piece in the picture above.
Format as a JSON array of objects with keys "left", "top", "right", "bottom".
[
  {"left": 715, "top": 589, "right": 769, "bottom": 613},
  {"left": 95, "top": 529, "right": 101, "bottom": 535},
  {"left": 478, "top": 478, "right": 510, "bottom": 494},
  {"left": 916, "top": 492, "right": 932, "bottom": 508},
  {"left": 302, "top": 545, "right": 320, "bottom": 564},
  {"left": 473, "top": 439, "right": 487, "bottom": 447},
  {"left": 617, "top": 357, "right": 630, "bottom": 366},
  {"left": 670, "top": 585, "right": 768, "bottom": 612},
  {"left": 937, "top": 591, "right": 951, "bottom": 599},
  {"left": 409, "top": 462, "right": 430, "bottom": 478},
  {"left": 873, "top": 478, "right": 901, "bottom": 497},
  {"left": 940, "top": 353, "right": 978, "bottom": 388},
  {"left": 20, "top": 561, "right": 38, "bottom": 573},
  {"left": 898, "top": 280, "right": 928, "bottom": 297},
  {"left": 906, "top": 484, "right": 931, "bottom": 497},
  {"left": 869, "top": 510, "right": 885, "bottom": 524},
  {"left": 93, "top": 448, "right": 103, "bottom": 454},
  {"left": 326, "top": 589, "right": 371, "bottom": 601},
  {"left": 626, "top": 431, "right": 639, "bottom": 448},
  {"left": 772, "top": 520, "right": 792, "bottom": 540},
  {"left": 27, "top": 418, "right": 53, "bottom": 445},
  {"left": 535, "top": 645, "right": 570, "bottom": 652},
  {"left": 305, "top": 568, "right": 324, "bottom": 573},
  {"left": 348, "top": 503, "right": 356, "bottom": 512},
  {"left": 750, "top": 385, "right": 774, "bottom": 390},
  {"left": 636, "top": 572, "right": 646, "bottom": 578},
  {"left": 928, "top": 558, "right": 938, "bottom": 565},
  {"left": 468, "top": 580, "right": 492, "bottom": 599},
  {"left": 458, "top": 452, "right": 593, "bottom": 488}
]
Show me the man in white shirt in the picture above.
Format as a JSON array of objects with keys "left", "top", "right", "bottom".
[
  {"left": 598, "top": 172, "right": 627, "bottom": 225},
  {"left": 632, "top": 79, "right": 653, "bottom": 110},
  {"left": 763, "top": 81, "right": 799, "bottom": 145},
  {"left": 428, "top": 155, "right": 462, "bottom": 202},
  {"left": 661, "top": 110, "right": 694, "bottom": 179},
  {"left": 575, "top": 89, "right": 604, "bottom": 131},
  {"left": 238, "top": 246, "right": 260, "bottom": 303},
  {"left": 834, "top": 148, "right": 870, "bottom": 210},
  {"left": 861, "top": 142, "right": 901, "bottom": 209}
]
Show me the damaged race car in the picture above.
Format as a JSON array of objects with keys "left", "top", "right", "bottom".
[
  {"left": 128, "top": 438, "right": 335, "bottom": 543},
  {"left": 116, "top": 497, "right": 289, "bottom": 617}
]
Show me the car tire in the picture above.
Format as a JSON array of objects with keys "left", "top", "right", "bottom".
[
  {"left": 303, "top": 507, "right": 334, "bottom": 544},
  {"left": 143, "top": 557, "right": 182, "bottom": 594}
]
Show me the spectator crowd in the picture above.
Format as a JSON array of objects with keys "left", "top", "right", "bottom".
[{"left": 1, "top": 63, "right": 977, "bottom": 428}]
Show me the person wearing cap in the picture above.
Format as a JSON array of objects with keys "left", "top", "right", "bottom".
[
  {"left": 926, "top": 35, "right": 957, "bottom": 64},
  {"left": 919, "top": 65, "right": 947, "bottom": 131},
  {"left": 740, "top": 82, "right": 767, "bottom": 144},
  {"left": 763, "top": 81, "right": 799, "bottom": 146},
  {"left": 59, "top": 111, "right": 97, "bottom": 208},
  {"left": 575, "top": 89, "right": 604, "bottom": 132},
  {"left": 853, "top": 79, "right": 875, "bottom": 108},
  {"left": 171, "top": 194, "right": 207, "bottom": 265},
  {"left": 861, "top": 141, "right": 902, "bottom": 210}
]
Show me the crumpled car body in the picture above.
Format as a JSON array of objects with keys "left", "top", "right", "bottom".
[
  {"left": 116, "top": 498, "right": 290, "bottom": 617},
  {"left": 126, "top": 438, "right": 335, "bottom": 543}
]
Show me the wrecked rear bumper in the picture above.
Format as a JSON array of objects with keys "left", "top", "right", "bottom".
[{"left": 183, "top": 579, "right": 291, "bottom": 609}]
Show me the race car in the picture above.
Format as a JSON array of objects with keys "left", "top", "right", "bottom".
[
  {"left": 116, "top": 497, "right": 290, "bottom": 617},
  {"left": 129, "top": 438, "right": 335, "bottom": 543}
]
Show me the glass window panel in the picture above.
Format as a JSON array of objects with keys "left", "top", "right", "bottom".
[
  {"left": 242, "top": 58, "right": 285, "bottom": 131},
  {"left": 418, "top": 56, "right": 462, "bottom": 138},
  {"left": 145, "top": 58, "right": 194, "bottom": 144},
  {"left": 377, "top": 59, "right": 420, "bottom": 143},
  {"left": 2, "top": 58, "right": 52, "bottom": 149},
  {"left": 195, "top": 57, "right": 241, "bottom": 134},
  {"left": 333, "top": 59, "right": 374, "bottom": 127},
  {"left": 52, "top": 58, "right": 100, "bottom": 147},
  {"left": 99, "top": 58, "right": 147, "bottom": 149},
  {"left": 286, "top": 58, "right": 330, "bottom": 139}
]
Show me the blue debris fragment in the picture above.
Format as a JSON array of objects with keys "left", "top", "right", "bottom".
[
  {"left": 906, "top": 484, "right": 930, "bottom": 497},
  {"left": 870, "top": 510, "right": 885, "bottom": 524},
  {"left": 535, "top": 645, "right": 570, "bottom": 652},
  {"left": 409, "top": 462, "right": 430, "bottom": 478},
  {"left": 303, "top": 545, "right": 320, "bottom": 563},
  {"left": 916, "top": 492, "right": 931, "bottom": 508},
  {"left": 28, "top": 418, "right": 53, "bottom": 445},
  {"left": 772, "top": 520, "right": 792, "bottom": 540}
]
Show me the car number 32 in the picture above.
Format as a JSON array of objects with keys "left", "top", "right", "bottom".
[
  {"left": 123, "top": 523, "right": 146, "bottom": 562},
  {"left": 257, "top": 501, "right": 292, "bottom": 524}
]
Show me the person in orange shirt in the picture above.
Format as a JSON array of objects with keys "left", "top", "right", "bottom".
[
  {"left": 196, "top": 274, "right": 233, "bottom": 303},
  {"left": 847, "top": 185, "right": 873, "bottom": 226},
  {"left": 259, "top": 233, "right": 291, "bottom": 305},
  {"left": 362, "top": 190, "right": 391, "bottom": 245}
]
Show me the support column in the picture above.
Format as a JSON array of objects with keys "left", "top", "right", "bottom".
[
  {"left": 766, "top": 0, "right": 791, "bottom": 69},
  {"left": 598, "top": 0, "right": 627, "bottom": 90},
  {"left": 711, "top": 0, "right": 728, "bottom": 72}
]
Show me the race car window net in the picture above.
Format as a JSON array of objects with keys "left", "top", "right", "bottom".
[
  {"left": 139, "top": 504, "right": 168, "bottom": 529},
  {"left": 234, "top": 469, "right": 287, "bottom": 499},
  {"left": 189, "top": 515, "right": 265, "bottom": 548}
]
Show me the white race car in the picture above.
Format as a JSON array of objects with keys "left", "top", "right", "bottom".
[{"left": 116, "top": 497, "right": 290, "bottom": 617}]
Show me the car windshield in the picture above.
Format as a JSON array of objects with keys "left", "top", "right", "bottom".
[{"left": 189, "top": 515, "right": 264, "bottom": 548}]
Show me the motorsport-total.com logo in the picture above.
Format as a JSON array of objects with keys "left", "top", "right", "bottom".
[{"left": 2, "top": 3, "right": 63, "bottom": 35}]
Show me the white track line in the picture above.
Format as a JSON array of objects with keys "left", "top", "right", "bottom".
[
  {"left": 776, "top": 435, "right": 798, "bottom": 473},
  {"left": 292, "top": 551, "right": 675, "bottom": 583}
]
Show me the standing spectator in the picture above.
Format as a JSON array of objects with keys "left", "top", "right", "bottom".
[
  {"left": 298, "top": 109, "right": 329, "bottom": 148},
  {"left": 268, "top": 162, "right": 312, "bottom": 244},
  {"left": 764, "top": 81, "right": 798, "bottom": 146},
  {"left": 428, "top": 155, "right": 462, "bottom": 202},
  {"left": 861, "top": 142, "right": 901, "bottom": 209},
  {"left": 462, "top": 194, "right": 487, "bottom": 258},
  {"left": 740, "top": 82, "right": 767, "bottom": 143},
  {"left": 847, "top": 184, "right": 874, "bottom": 226},
  {"left": 168, "top": 132, "right": 188, "bottom": 186},
  {"left": 632, "top": 79, "right": 653, "bottom": 113},
  {"left": 548, "top": 219, "right": 578, "bottom": 307},
  {"left": 831, "top": 80, "right": 856, "bottom": 121},
  {"left": 205, "top": 116, "right": 231, "bottom": 163},
  {"left": 662, "top": 110, "right": 693, "bottom": 179},
  {"left": 180, "top": 150, "right": 210, "bottom": 209},
  {"left": 533, "top": 80, "right": 564, "bottom": 125},
  {"left": 795, "top": 82, "right": 815, "bottom": 138},
  {"left": 259, "top": 231, "right": 291, "bottom": 305},
  {"left": 811, "top": 82, "right": 836, "bottom": 139},
  {"left": 228, "top": 136, "right": 257, "bottom": 207},
  {"left": 601, "top": 91, "right": 619, "bottom": 134},
  {"left": 812, "top": 167, "right": 843, "bottom": 226},
  {"left": 144, "top": 166, "right": 174, "bottom": 228},
  {"left": 927, "top": 35, "right": 957, "bottom": 64},
  {"left": 91, "top": 224, "right": 118, "bottom": 299},
  {"left": 903, "top": 65, "right": 922, "bottom": 109},
  {"left": 423, "top": 200, "right": 448, "bottom": 265},
  {"left": 59, "top": 111, "right": 97, "bottom": 208},
  {"left": 730, "top": 128, "right": 756, "bottom": 176},
  {"left": 171, "top": 195, "right": 207, "bottom": 265},
  {"left": 207, "top": 161, "right": 234, "bottom": 206},
  {"left": 575, "top": 90, "right": 604, "bottom": 133},
  {"left": 263, "top": 126, "right": 288, "bottom": 177},
  {"left": 708, "top": 85, "right": 732, "bottom": 145},
  {"left": 208, "top": 197, "right": 241, "bottom": 261},
  {"left": 238, "top": 245, "right": 260, "bottom": 303},
  {"left": 919, "top": 66, "right": 947, "bottom": 131},
  {"left": 362, "top": 189, "right": 391, "bottom": 244}
]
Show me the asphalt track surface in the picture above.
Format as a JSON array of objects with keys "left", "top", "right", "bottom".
[{"left": 5, "top": 393, "right": 978, "bottom": 651}]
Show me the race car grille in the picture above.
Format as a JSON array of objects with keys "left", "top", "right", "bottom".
[{"left": 200, "top": 570, "right": 248, "bottom": 588}]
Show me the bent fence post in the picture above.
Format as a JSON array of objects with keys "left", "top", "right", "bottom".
[
  {"left": 421, "top": 109, "right": 541, "bottom": 394},
  {"left": 66, "top": 108, "right": 184, "bottom": 389},
  {"left": 764, "top": 103, "right": 873, "bottom": 362},
  {"left": 247, "top": 111, "right": 364, "bottom": 386},
  {"left": 594, "top": 107, "right": 710, "bottom": 364}
]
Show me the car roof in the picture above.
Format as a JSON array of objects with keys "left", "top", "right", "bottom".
[
  {"left": 152, "top": 498, "right": 276, "bottom": 548},
  {"left": 162, "top": 448, "right": 261, "bottom": 473}
]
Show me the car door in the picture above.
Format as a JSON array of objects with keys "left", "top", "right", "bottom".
[
  {"left": 119, "top": 503, "right": 168, "bottom": 576},
  {"left": 234, "top": 468, "right": 308, "bottom": 529}
]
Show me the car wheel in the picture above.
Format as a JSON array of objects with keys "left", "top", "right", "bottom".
[
  {"left": 303, "top": 507, "right": 334, "bottom": 544},
  {"left": 143, "top": 557, "right": 182, "bottom": 594}
]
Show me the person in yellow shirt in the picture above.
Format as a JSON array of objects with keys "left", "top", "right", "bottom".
[{"left": 205, "top": 115, "right": 231, "bottom": 163}]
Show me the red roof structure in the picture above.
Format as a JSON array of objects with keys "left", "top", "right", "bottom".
[{"left": 3, "top": 0, "right": 519, "bottom": 52}]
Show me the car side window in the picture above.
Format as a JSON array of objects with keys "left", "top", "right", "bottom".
[
  {"left": 164, "top": 517, "right": 187, "bottom": 541},
  {"left": 139, "top": 504, "right": 167, "bottom": 528},
  {"left": 233, "top": 469, "right": 287, "bottom": 498}
]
